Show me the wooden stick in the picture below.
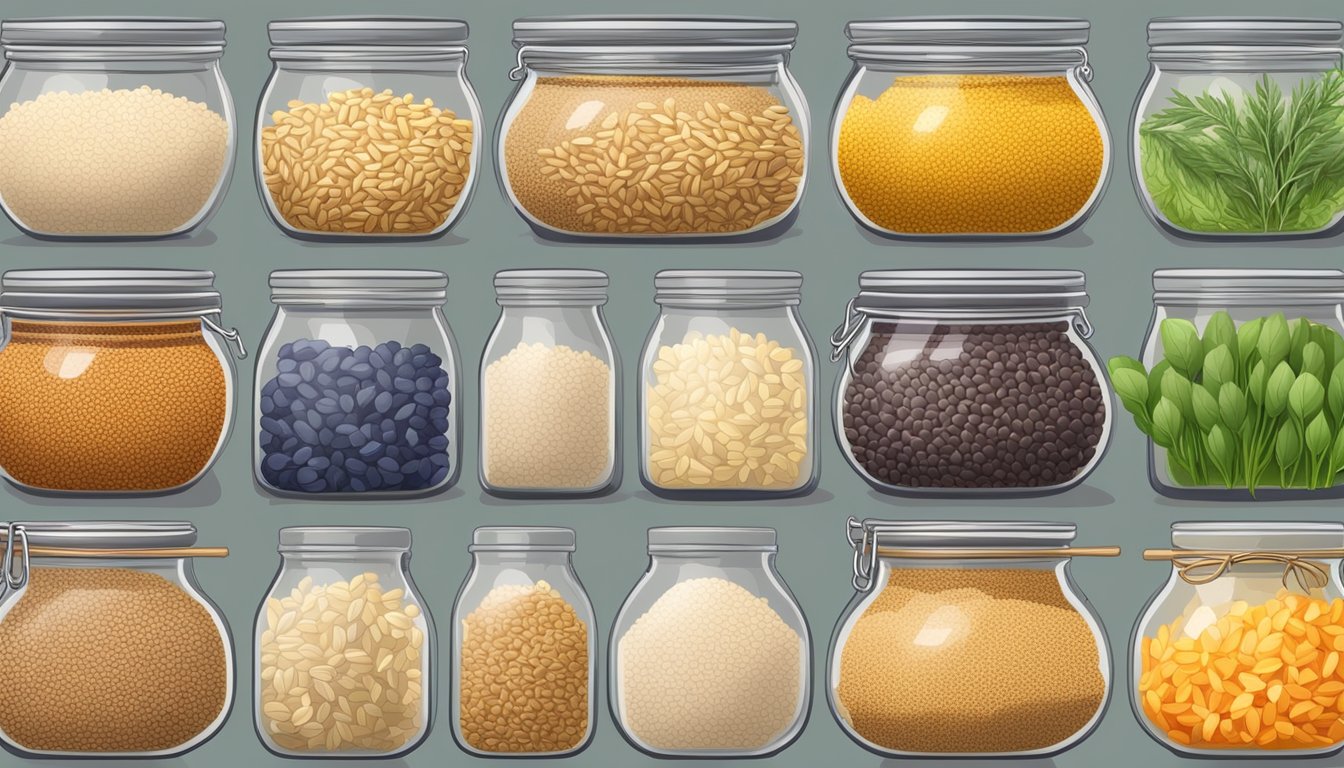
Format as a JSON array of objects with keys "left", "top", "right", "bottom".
[{"left": 3, "top": 546, "right": 229, "bottom": 558}]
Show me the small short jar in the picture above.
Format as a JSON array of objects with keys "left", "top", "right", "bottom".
[
  {"left": 639, "top": 270, "right": 817, "bottom": 498},
  {"left": 451, "top": 527, "right": 596, "bottom": 757},
  {"left": 831, "top": 269, "right": 1111, "bottom": 496},
  {"left": 253, "top": 270, "right": 461, "bottom": 498},
  {"left": 0, "top": 17, "right": 235, "bottom": 239},
  {"left": 0, "top": 269, "right": 244, "bottom": 496},
  {"left": 254, "top": 526, "right": 433, "bottom": 758},
  {"left": 498, "top": 15, "right": 809, "bottom": 242},
  {"left": 1133, "top": 522, "right": 1344, "bottom": 757},
  {"left": 832, "top": 16, "right": 1110, "bottom": 239},
  {"left": 610, "top": 527, "right": 810, "bottom": 758},
  {"left": 479, "top": 270, "right": 620, "bottom": 497},
  {"left": 1133, "top": 18, "right": 1344, "bottom": 240},
  {"left": 256, "top": 17, "right": 481, "bottom": 241},
  {"left": 0, "top": 521, "right": 233, "bottom": 758}
]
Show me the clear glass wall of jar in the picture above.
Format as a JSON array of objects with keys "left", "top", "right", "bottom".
[
  {"left": 832, "top": 17, "right": 1110, "bottom": 240},
  {"left": 498, "top": 16, "right": 809, "bottom": 242},
  {"left": 639, "top": 270, "right": 817, "bottom": 498},
  {"left": 610, "top": 527, "right": 810, "bottom": 758},
  {"left": 254, "top": 526, "right": 433, "bottom": 758},
  {"left": 0, "top": 18, "right": 235, "bottom": 239},
  {"left": 0, "top": 521, "right": 233, "bottom": 758},
  {"left": 1122, "top": 269, "right": 1344, "bottom": 499},
  {"left": 0, "top": 269, "right": 244, "bottom": 496},
  {"left": 451, "top": 527, "right": 596, "bottom": 757},
  {"left": 253, "top": 270, "right": 461, "bottom": 498},
  {"left": 830, "top": 518, "right": 1115, "bottom": 758},
  {"left": 1133, "top": 522, "right": 1344, "bottom": 757},
  {"left": 1133, "top": 18, "right": 1344, "bottom": 240},
  {"left": 831, "top": 270, "right": 1112, "bottom": 496},
  {"left": 479, "top": 270, "right": 619, "bottom": 497},
  {"left": 256, "top": 17, "right": 481, "bottom": 241}
]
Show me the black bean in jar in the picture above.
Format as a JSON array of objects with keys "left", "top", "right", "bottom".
[{"left": 842, "top": 322, "right": 1104, "bottom": 489}]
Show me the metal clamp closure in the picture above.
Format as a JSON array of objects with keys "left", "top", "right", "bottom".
[
  {"left": 201, "top": 313, "right": 247, "bottom": 359},
  {"left": 509, "top": 45, "right": 533, "bottom": 81},
  {"left": 830, "top": 298, "right": 865, "bottom": 364},
  {"left": 2, "top": 523, "right": 29, "bottom": 592},
  {"left": 847, "top": 517, "right": 879, "bottom": 592}
]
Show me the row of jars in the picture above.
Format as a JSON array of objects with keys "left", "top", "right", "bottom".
[
  {"left": 2, "top": 15, "right": 1344, "bottom": 241},
  {"left": 2, "top": 518, "right": 1340, "bottom": 759},
  {"left": 2, "top": 267, "right": 1344, "bottom": 500}
]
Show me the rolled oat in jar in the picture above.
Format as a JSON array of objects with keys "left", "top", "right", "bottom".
[{"left": 500, "top": 16, "right": 809, "bottom": 240}]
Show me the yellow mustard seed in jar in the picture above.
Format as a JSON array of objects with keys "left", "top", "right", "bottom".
[{"left": 837, "top": 74, "right": 1104, "bottom": 235}]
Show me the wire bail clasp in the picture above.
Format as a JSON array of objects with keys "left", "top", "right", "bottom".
[
  {"left": 1072, "top": 46, "right": 1092, "bottom": 82},
  {"left": 847, "top": 517, "right": 879, "bottom": 592},
  {"left": 830, "top": 298, "right": 866, "bottom": 363},
  {"left": 508, "top": 45, "right": 534, "bottom": 81},
  {"left": 201, "top": 313, "right": 247, "bottom": 359},
  {"left": 2, "top": 523, "right": 29, "bottom": 592}
]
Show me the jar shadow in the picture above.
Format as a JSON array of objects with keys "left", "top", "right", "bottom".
[
  {"left": 864, "top": 483, "right": 1114, "bottom": 509},
  {"left": 37, "top": 760, "right": 191, "bottom": 768},
  {"left": 478, "top": 490, "right": 632, "bottom": 506},
  {"left": 289, "top": 233, "right": 468, "bottom": 247},
  {"left": 630, "top": 487, "right": 835, "bottom": 506},
  {"left": 2, "top": 228, "right": 218, "bottom": 247},
  {"left": 253, "top": 480, "right": 465, "bottom": 505},
  {"left": 1, "top": 470, "right": 221, "bottom": 508},
  {"left": 881, "top": 760, "right": 1057, "bottom": 768},
  {"left": 854, "top": 224, "right": 1094, "bottom": 249},
  {"left": 518, "top": 225, "right": 803, "bottom": 249},
  {"left": 1157, "top": 227, "right": 1344, "bottom": 249}
]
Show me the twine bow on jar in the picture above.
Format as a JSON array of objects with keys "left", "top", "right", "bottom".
[{"left": 1144, "top": 549, "right": 1344, "bottom": 593}]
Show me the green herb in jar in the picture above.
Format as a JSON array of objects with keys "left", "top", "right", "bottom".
[{"left": 1110, "top": 312, "right": 1344, "bottom": 493}]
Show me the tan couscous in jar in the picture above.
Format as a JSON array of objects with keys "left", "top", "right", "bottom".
[
  {"left": 831, "top": 17, "right": 1110, "bottom": 239},
  {"left": 498, "top": 16, "right": 809, "bottom": 241},
  {"left": 0, "top": 269, "right": 243, "bottom": 496}
]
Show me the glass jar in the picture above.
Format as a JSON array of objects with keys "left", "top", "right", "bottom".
[
  {"left": 610, "top": 527, "right": 810, "bottom": 758},
  {"left": 1133, "top": 18, "right": 1344, "bottom": 240},
  {"left": 254, "top": 526, "right": 433, "bottom": 758},
  {"left": 639, "top": 270, "right": 817, "bottom": 498},
  {"left": 451, "top": 527, "right": 596, "bottom": 757},
  {"left": 0, "top": 521, "right": 233, "bottom": 757},
  {"left": 832, "top": 16, "right": 1110, "bottom": 239},
  {"left": 831, "top": 518, "right": 1114, "bottom": 758},
  {"left": 253, "top": 270, "right": 461, "bottom": 498},
  {"left": 1134, "top": 522, "right": 1344, "bottom": 757},
  {"left": 0, "top": 269, "right": 244, "bottom": 496},
  {"left": 1118, "top": 269, "right": 1344, "bottom": 499},
  {"left": 0, "top": 17, "right": 235, "bottom": 239},
  {"left": 498, "top": 15, "right": 809, "bottom": 242},
  {"left": 479, "top": 270, "right": 619, "bottom": 497},
  {"left": 831, "top": 270, "right": 1111, "bottom": 496},
  {"left": 256, "top": 17, "right": 481, "bottom": 241}
]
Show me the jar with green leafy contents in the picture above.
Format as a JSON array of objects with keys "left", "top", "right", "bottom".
[
  {"left": 1132, "top": 18, "right": 1344, "bottom": 240},
  {"left": 1109, "top": 270, "right": 1344, "bottom": 499}
]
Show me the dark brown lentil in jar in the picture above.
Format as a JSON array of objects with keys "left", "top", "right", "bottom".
[{"left": 842, "top": 321, "right": 1105, "bottom": 489}]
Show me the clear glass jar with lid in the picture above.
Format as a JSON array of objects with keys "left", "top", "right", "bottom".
[
  {"left": 830, "top": 518, "right": 1116, "bottom": 758},
  {"left": 832, "top": 16, "right": 1110, "bottom": 239},
  {"left": 253, "top": 269, "right": 461, "bottom": 498},
  {"left": 830, "top": 269, "right": 1111, "bottom": 496},
  {"left": 498, "top": 15, "right": 809, "bottom": 242},
  {"left": 256, "top": 17, "right": 481, "bottom": 241},
  {"left": 1134, "top": 522, "right": 1344, "bottom": 756},
  {"left": 0, "top": 17, "right": 235, "bottom": 239},
  {"left": 610, "top": 527, "right": 810, "bottom": 758},
  {"left": 451, "top": 527, "right": 596, "bottom": 757},
  {"left": 0, "top": 520, "right": 233, "bottom": 757},
  {"left": 0, "top": 268, "right": 244, "bottom": 496},
  {"left": 1133, "top": 18, "right": 1344, "bottom": 239},
  {"left": 479, "top": 270, "right": 619, "bottom": 497},
  {"left": 639, "top": 270, "right": 816, "bottom": 498},
  {"left": 254, "top": 526, "right": 433, "bottom": 758},
  {"left": 1112, "top": 269, "right": 1344, "bottom": 499}
]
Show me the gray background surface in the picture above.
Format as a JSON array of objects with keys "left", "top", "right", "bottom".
[{"left": 2, "top": 0, "right": 1343, "bottom": 766}]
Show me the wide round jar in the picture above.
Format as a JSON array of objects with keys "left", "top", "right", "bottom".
[
  {"left": 1134, "top": 522, "right": 1344, "bottom": 756},
  {"left": 639, "top": 270, "right": 817, "bottom": 498},
  {"left": 610, "top": 527, "right": 810, "bottom": 758},
  {"left": 1112, "top": 269, "right": 1344, "bottom": 499},
  {"left": 1133, "top": 18, "right": 1344, "bottom": 240},
  {"left": 253, "top": 270, "right": 461, "bottom": 498},
  {"left": 498, "top": 16, "right": 809, "bottom": 241},
  {"left": 254, "top": 526, "right": 433, "bottom": 757},
  {"left": 256, "top": 17, "right": 480, "bottom": 241},
  {"left": 830, "top": 518, "right": 1114, "bottom": 758},
  {"left": 480, "top": 270, "right": 619, "bottom": 497},
  {"left": 0, "top": 18, "right": 235, "bottom": 239},
  {"left": 832, "top": 17, "right": 1110, "bottom": 239},
  {"left": 0, "top": 521, "right": 233, "bottom": 758},
  {"left": 0, "top": 269, "right": 243, "bottom": 495},
  {"left": 831, "top": 270, "right": 1111, "bottom": 496},
  {"left": 451, "top": 527, "right": 595, "bottom": 757}
]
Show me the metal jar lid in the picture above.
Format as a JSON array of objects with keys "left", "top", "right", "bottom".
[
  {"left": 850, "top": 519, "right": 1078, "bottom": 549},
  {"left": 269, "top": 269, "right": 448, "bottom": 306},
  {"left": 512, "top": 15, "right": 797, "bottom": 47},
  {"left": 1152, "top": 268, "right": 1344, "bottom": 305},
  {"left": 1170, "top": 521, "right": 1344, "bottom": 552},
  {"left": 846, "top": 16, "right": 1089, "bottom": 46},
  {"left": 268, "top": 16, "right": 467, "bottom": 46},
  {"left": 278, "top": 526, "right": 412, "bottom": 552},
  {"left": 647, "top": 526, "right": 778, "bottom": 553},
  {"left": 2, "top": 521, "right": 199, "bottom": 549},
  {"left": 1, "top": 16, "right": 226, "bottom": 47},
  {"left": 654, "top": 269, "right": 802, "bottom": 308},
  {"left": 1147, "top": 17, "right": 1343, "bottom": 48},
  {"left": 470, "top": 526, "right": 576, "bottom": 552},
  {"left": 853, "top": 269, "right": 1089, "bottom": 311},
  {"left": 494, "top": 269, "right": 608, "bottom": 306},
  {"left": 0, "top": 268, "right": 223, "bottom": 316}
]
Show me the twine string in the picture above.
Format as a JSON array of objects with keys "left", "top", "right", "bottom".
[{"left": 1166, "top": 552, "right": 1333, "bottom": 592}]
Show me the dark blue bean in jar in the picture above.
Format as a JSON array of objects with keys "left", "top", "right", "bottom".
[{"left": 253, "top": 270, "right": 461, "bottom": 498}]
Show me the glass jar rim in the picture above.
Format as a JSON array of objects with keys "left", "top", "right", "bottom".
[
  {"left": 654, "top": 269, "right": 802, "bottom": 308},
  {"left": 513, "top": 15, "right": 797, "bottom": 47},
  {"left": 1170, "top": 521, "right": 1344, "bottom": 551},
  {"left": 1147, "top": 17, "right": 1343, "bottom": 48},
  {"left": 268, "top": 16, "right": 467, "bottom": 47},
  {"left": 278, "top": 525, "right": 411, "bottom": 552},
  {"left": 854, "top": 519, "right": 1078, "bottom": 549},
  {"left": 647, "top": 526, "right": 777, "bottom": 553},
  {"left": 470, "top": 526, "right": 576, "bottom": 552},
  {"left": 0, "top": 16, "right": 225, "bottom": 47},
  {"left": 846, "top": 16, "right": 1088, "bottom": 46},
  {"left": 852, "top": 269, "right": 1089, "bottom": 312},
  {"left": 5, "top": 520, "right": 198, "bottom": 549},
  {"left": 495, "top": 269, "right": 608, "bottom": 306},
  {"left": 1152, "top": 268, "right": 1344, "bottom": 305},
  {"left": 0, "top": 268, "right": 223, "bottom": 317},
  {"left": 270, "top": 269, "right": 448, "bottom": 307}
]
